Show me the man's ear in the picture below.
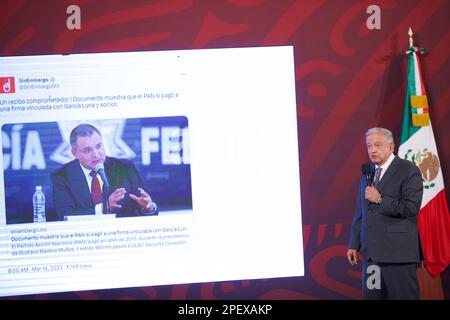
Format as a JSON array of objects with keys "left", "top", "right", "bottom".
[{"left": 71, "top": 148, "right": 76, "bottom": 157}]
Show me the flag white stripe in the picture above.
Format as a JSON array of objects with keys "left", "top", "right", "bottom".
[{"left": 398, "top": 122, "right": 445, "bottom": 209}]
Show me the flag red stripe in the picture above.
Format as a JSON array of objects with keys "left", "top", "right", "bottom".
[
  {"left": 418, "top": 189, "right": 450, "bottom": 276},
  {"left": 302, "top": 0, "right": 443, "bottom": 182}
]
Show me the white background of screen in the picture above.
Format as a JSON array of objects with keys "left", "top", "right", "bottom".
[{"left": 0, "top": 46, "right": 303, "bottom": 297}]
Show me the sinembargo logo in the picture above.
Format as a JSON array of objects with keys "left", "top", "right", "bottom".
[{"left": 0, "top": 77, "right": 16, "bottom": 94}]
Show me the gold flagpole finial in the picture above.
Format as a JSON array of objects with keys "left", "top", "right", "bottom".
[{"left": 408, "top": 27, "right": 414, "bottom": 48}]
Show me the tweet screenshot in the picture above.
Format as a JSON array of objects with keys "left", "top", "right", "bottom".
[{"left": 0, "top": 46, "right": 304, "bottom": 297}]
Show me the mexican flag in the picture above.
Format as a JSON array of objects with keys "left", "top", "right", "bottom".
[{"left": 398, "top": 47, "right": 450, "bottom": 276}]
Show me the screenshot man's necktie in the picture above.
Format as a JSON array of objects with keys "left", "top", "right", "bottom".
[{"left": 373, "top": 167, "right": 382, "bottom": 187}]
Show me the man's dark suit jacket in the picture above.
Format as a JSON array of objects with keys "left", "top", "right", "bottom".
[
  {"left": 349, "top": 156, "right": 423, "bottom": 263},
  {"left": 51, "top": 156, "right": 157, "bottom": 220}
]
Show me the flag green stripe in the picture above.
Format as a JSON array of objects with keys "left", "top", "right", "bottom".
[{"left": 400, "top": 52, "right": 420, "bottom": 145}]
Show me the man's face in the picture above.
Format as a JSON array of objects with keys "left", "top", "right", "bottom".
[
  {"left": 366, "top": 132, "right": 394, "bottom": 166},
  {"left": 71, "top": 132, "right": 106, "bottom": 170}
]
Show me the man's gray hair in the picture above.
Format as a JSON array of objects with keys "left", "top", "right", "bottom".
[{"left": 365, "top": 127, "right": 394, "bottom": 143}]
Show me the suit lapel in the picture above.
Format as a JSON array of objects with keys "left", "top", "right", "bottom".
[{"left": 376, "top": 156, "right": 400, "bottom": 192}]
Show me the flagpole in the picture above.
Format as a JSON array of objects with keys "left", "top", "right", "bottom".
[{"left": 408, "top": 27, "right": 413, "bottom": 48}]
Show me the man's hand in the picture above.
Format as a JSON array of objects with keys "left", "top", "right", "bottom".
[
  {"left": 108, "top": 188, "right": 127, "bottom": 211},
  {"left": 346, "top": 249, "right": 358, "bottom": 266},
  {"left": 365, "top": 186, "right": 381, "bottom": 203},
  {"left": 129, "top": 187, "right": 154, "bottom": 211}
]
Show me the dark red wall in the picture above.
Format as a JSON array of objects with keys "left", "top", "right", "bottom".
[{"left": 1, "top": 0, "right": 449, "bottom": 299}]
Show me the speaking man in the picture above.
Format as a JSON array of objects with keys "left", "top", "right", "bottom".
[
  {"left": 51, "top": 123, "right": 158, "bottom": 220},
  {"left": 347, "top": 127, "right": 423, "bottom": 299}
]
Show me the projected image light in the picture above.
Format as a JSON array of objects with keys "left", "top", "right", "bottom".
[
  {"left": 0, "top": 46, "right": 304, "bottom": 297},
  {"left": 2, "top": 117, "right": 192, "bottom": 224}
]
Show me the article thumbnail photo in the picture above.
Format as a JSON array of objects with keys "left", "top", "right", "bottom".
[{"left": 2, "top": 116, "right": 192, "bottom": 224}]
